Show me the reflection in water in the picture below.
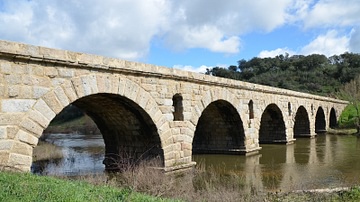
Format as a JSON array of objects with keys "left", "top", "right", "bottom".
[
  {"left": 32, "top": 133, "right": 360, "bottom": 191},
  {"left": 194, "top": 134, "right": 360, "bottom": 191},
  {"left": 31, "top": 133, "right": 105, "bottom": 176}
]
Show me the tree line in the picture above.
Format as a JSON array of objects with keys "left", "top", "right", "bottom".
[{"left": 206, "top": 52, "right": 360, "bottom": 97}]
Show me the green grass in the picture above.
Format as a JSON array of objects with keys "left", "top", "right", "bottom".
[
  {"left": 1, "top": 171, "right": 360, "bottom": 201},
  {"left": 338, "top": 104, "right": 360, "bottom": 128},
  {"left": 0, "top": 171, "right": 177, "bottom": 202}
]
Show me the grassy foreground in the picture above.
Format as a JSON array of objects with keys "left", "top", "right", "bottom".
[
  {"left": 0, "top": 171, "right": 176, "bottom": 202},
  {"left": 2, "top": 170, "right": 360, "bottom": 202}
]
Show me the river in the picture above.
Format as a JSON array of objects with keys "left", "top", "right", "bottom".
[{"left": 32, "top": 133, "right": 360, "bottom": 191}]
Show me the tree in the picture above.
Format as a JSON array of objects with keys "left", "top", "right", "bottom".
[{"left": 339, "top": 75, "right": 360, "bottom": 133}]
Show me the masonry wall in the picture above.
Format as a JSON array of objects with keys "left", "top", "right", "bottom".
[{"left": 0, "top": 40, "right": 348, "bottom": 172}]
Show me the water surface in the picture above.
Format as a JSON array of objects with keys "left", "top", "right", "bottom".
[{"left": 32, "top": 133, "right": 360, "bottom": 191}]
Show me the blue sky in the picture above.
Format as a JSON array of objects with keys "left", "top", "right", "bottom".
[{"left": 0, "top": 0, "right": 359, "bottom": 72}]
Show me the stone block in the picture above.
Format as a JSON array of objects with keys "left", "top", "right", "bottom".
[
  {"left": 42, "top": 91, "right": 63, "bottom": 114},
  {"left": 0, "top": 140, "right": 14, "bottom": 150},
  {"left": 29, "top": 65, "right": 44, "bottom": 76},
  {"left": 164, "top": 151, "right": 175, "bottom": 160},
  {"left": 8, "top": 85, "right": 19, "bottom": 98},
  {"left": 33, "top": 86, "right": 49, "bottom": 99},
  {"left": 1, "top": 99, "right": 36, "bottom": 112},
  {"left": 0, "top": 127, "right": 6, "bottom": 139},
  {"left": 81, "top": 74, "right": 98, "bottom": 96},
  {"left": 58, "top": 68, "right": 75, "bottom": 78},
  {"left": 0, "top": 113, "right": 23, "bottom": 125},
  {"left": 20, "top": 118, "right": 44, "bottom": 137},
  {"left": 163, "top": 136, "right": 174, "bottom": 146},
  {"left": 11, "top": 141, "right": 33, "bottom": 156},
  {"left": 28, "top": 109, "right": 49, "bottom": 128},
  {"left": 20, "top": 86, "right": 32, "bottom": 98},
  {"left": 162, "top": 144, "right": 174, "bottom": 154},
  {"left": 45, "top": 66, "right": 58, "bottom": 78},
  {"left": 71, "top": 77, "right": 85, "bottom": 98},
  {"left": 54, "top": 86, "right": 70, "bottom": 108},
  {"left": 158, "top": 122, "right": 170, "bottom": 135},
  {"left": 5, "top": 74, "right": 22, "bottom": 85},
  {"left": 95, "top": 74, "right": 108, "bottom": 93},
  {"left": 0, "top": 62, "right": 12, "bottom": 75},
  {"left": 137, "top": 91, "right": 150, "bottom": 109},
  {"left": 6, "top": 126, "right": 18, "bottom": 139},
  {"left": 8, "top": 153, "right": 32, "bottom": 168},
  {"left": 61, "top": 81, "right": 78, "bottom": 103},
  {"left": 159, "top": 105, "right": 174, "bottom": 114},
  {"left": 31, "top": 75, "right": 51, "bottom": 87},
  {"left": 0, "top": 151, "right": 9, "bottom": 165},
  {"left": 183, "top": 149, "right": 192, "bottom": 157},
  {"left": 34, "top": 99, "right": 56, "bottom": 121}
]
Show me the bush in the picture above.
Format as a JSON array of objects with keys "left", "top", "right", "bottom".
[{"left": 338, "top": 104, "right": 360, "bottom": 128}]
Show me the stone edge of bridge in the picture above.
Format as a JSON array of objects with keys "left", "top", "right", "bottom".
[{"left": 0, "top": 39, "right": 348, "bottom": 105}]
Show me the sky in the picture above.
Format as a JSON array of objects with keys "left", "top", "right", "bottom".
[{"left": 0, "top": 0, "right": 359, "bottom": 73}]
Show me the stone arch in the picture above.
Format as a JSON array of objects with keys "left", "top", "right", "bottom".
[
  {"left": 73, "top": 93, "right": 163, "bottom": 170},
  {"left": 293, "top": 106, "right": 311, "bottom": 137},
  {"left": 315, "top": 106, "right": 326, "bottom": 133},
  {"left": 193, "top": 99, "right": 245, "bottom": 154},
  {"left": 191, "top": 88, "right": 243, "bottom": 128},
  {"left": 19, "top": 74, "right": 166, "bottom": 171},
  {"left": 259, "top": 104, "right": 286, "bottom": 144},
  {"left": 329, "top": 107, "right": 337, "bottom": 129}
]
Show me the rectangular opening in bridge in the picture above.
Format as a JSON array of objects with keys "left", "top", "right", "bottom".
[
  {"left": 248, "top": 100, "right": 254, "bottom": 119},
  {"left": 173, "top": 93, "right": 184, "bottom": 121}
]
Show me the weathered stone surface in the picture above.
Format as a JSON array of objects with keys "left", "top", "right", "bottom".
[
  {"left": 17, "top": 130, "right": 38, "bottom": 146},
  {"left": 0, "top": 40, "right": 348, "bottom": 173},
  {"left": 11, "top": 141, "right": 33, "bottom": 156},
  {"left": 1, "top": 99, "right": 36, "bottom": 112}
]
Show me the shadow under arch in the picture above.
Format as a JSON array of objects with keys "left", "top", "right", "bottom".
[
  {"left": 294, "top": 106, "right": 311, "bottom": 137},
  {"left": 193, "top": 100, "right": 245, "bottom": 154},
  {"left": 259, "top": 104, "right": 286, "bottom": 144},
  {"left": 315, "top": 107, "right": 326, "bottom": 134},
  {"left": 70, "top": 93, "right": 164, "bottom": 171},
  {"left": 329, "top": 108, "right": 337, "bottom": 129}
]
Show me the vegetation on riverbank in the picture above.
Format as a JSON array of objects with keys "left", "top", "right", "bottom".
[
  {"left": 44, "top": 111, "right": 100, "bottom": 135},
  {"left": 2, "top": 167, "right": 360, "bottom": 202},
  {"left": 32, "top": 141, "right": 63, "bottom": 162},
  {"left": 0, "top": 171, "right": 176, "bottom": 202}
]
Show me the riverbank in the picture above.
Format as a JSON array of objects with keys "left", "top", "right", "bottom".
[
  {"left": 44, "top": 114, "right": 100, "bottom": 136},
  {"left": 1, "top": 170, "right": 360, "bottom": 202},
  {"left": 33, "top": 141, "right": 63, "bottom": 162},
  {"left": 0, "top": 171, "right": 176, "bottom": 202},
  {"left": 327, "top": 128, "right": 358, "bottom": 135}
]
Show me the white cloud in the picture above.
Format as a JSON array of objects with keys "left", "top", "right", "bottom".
[
  {"left": 0, "top": 0, "right": 170, "bottom": 60},
  {"left": 165, "top": 25, "right": 240, "bottom": 53},
  {"left": 0, "top": 0, "right": 297, "bottom": 60},
  {"left": 258, "top": 48, "right": 295, "bottom": 58},
  {"left": 0, "top": 0, "right": 358, "bottom": 63},
  {"left": 173, "top": 65, "right": 211, "bottom": 73},
  {"left": 300, "top": 30, "right": 349, "bottom": 56},
  {"left": 349, "top": 28, "right": 360, "bottom": 53},
  {"left": 299, "top": 0, "right": 360, "bottom": 28},
  {"left": 258, "top": 30, "right": 353, "bottom": 58},
  {"left": 164, "top": 0, "right": 294, "bottom": 53}
]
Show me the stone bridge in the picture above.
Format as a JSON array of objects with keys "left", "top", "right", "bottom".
[{"left": 0, "top": 40, "right": 348, "bottom": 172}]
